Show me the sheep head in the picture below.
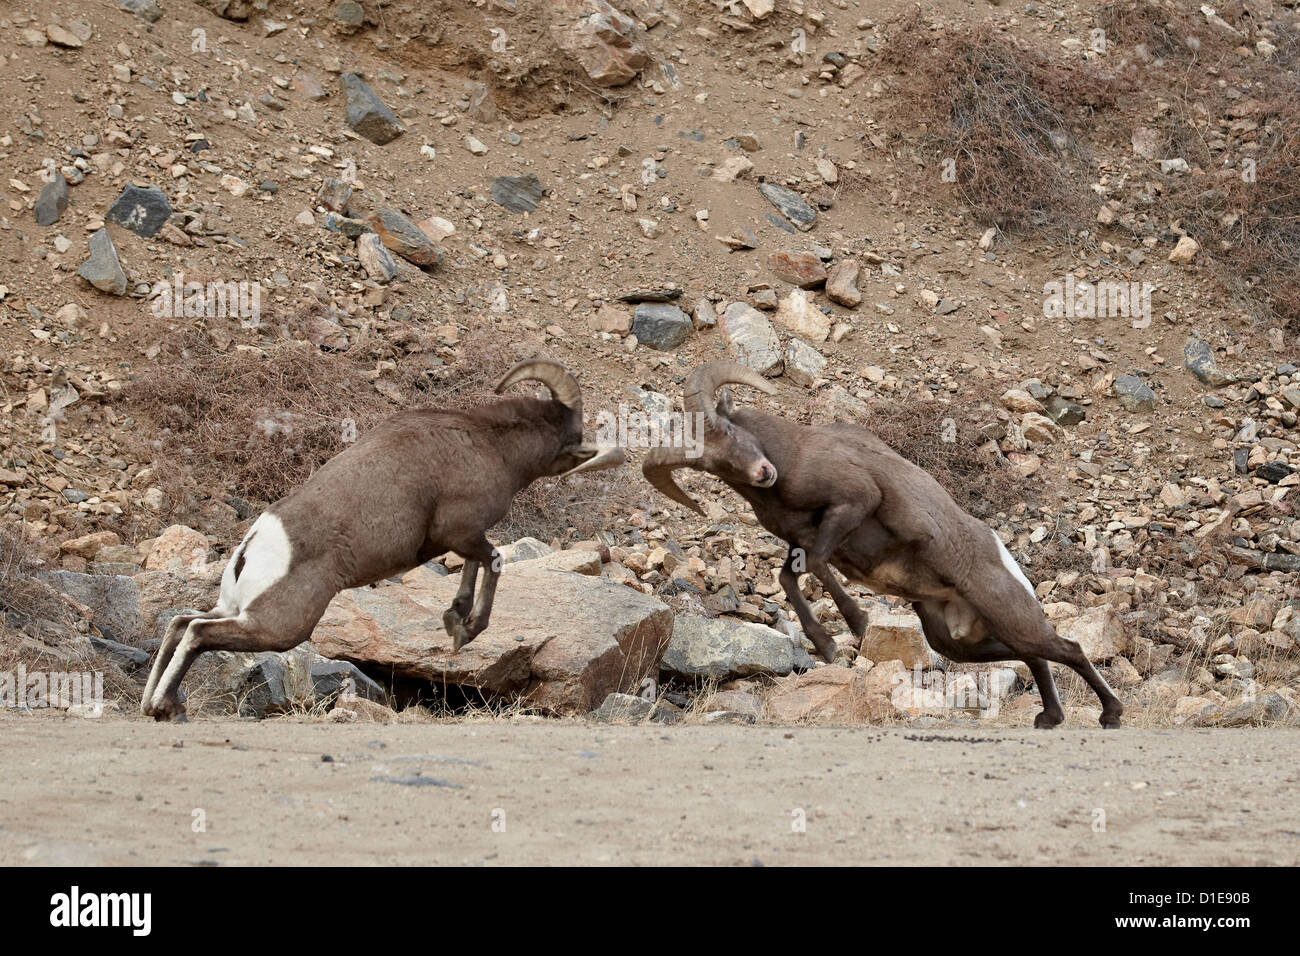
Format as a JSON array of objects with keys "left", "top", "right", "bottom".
[
  {"left": 642, "top": 361, "right": 777, "bottom": 515},
  {"left": 495, "top": 359, "right": 625, "bottom": 477}
]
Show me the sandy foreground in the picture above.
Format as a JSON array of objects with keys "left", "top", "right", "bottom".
[{"left": 1, "top": 715, "right": 1297, "bottom": 866}]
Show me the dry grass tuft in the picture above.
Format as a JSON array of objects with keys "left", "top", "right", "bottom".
[{"left": 880, "top": 13, "right": 1121, "bottom": 232}]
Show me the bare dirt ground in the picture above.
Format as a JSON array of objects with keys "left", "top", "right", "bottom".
[{"left": 2, "top": 715, "right": 1297, "bottom": 866}]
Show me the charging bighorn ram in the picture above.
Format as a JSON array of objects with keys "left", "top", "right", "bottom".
[
  {"left": 140, "top": 359, "right": 624, "bottom": 722},
  {"left": 643, "top": 362, "right": 1122, "bottom": 728}
]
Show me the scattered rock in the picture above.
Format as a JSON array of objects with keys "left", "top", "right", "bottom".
[
  {"left": 768, "top": 251, "right": 826, "bottom": 288},
  {"left": 660, "top": 615, "right": 812, "bottom": 681},
  {"left": 1112, "top": 374, "right": 1156, "bottom": 412},
  {"left": 367, "top": 207, "right": 438, "bottom": 267},
  {"left": 490, "top": 174, "right": 544, "bottom": 214},
  {"left": 758, "top": 182, "right": 817, "bottom": 232},
  {"left": 722, "top": 302, "right": 782, "bottom": 374},
  {"left": 34, "top": 173, "right": 68, "bottom": 226},
  {"left": 77, "top": 228, "right": 127, "bottom": 295},
  {"left": 340, "top": 72, "right": 405, "bottom": 145},
  {"left": 631, "top": 303, "right": 693, "bottom": 351},
  {"left": 1183, "top": 338, "right": 1235, "bottom": 387},
  {"left": 105, "top": 184, "right": 172, "bottom": 238},
  {"left": 825, "top": 259, "right": 862, "bottom": 307}
]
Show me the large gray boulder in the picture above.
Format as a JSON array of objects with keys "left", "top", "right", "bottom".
[
  {"left": 312, "top": 559, "right": 673, "bottom": 715},
  {"left": 660, "top": 615, "right": 813, "bottom": 681}
]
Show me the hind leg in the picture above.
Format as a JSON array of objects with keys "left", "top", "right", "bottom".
[
  {"left": 1025, "top": 657, "right": 1066, "bottom": 729},
  {"left": 141, "top": 611, "right": 219, "bottom": 716},
  {"left": 149, "top": 614, "right": 302, "bottom": 722},
  {"left": 943, "top": 553, "right": 1123, "bottom": 728},
  {"left": 915, "top": 601, "right": 1064, "bottom": 728}
]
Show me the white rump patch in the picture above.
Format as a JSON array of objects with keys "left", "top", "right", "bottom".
[
  {"left": 992, "top": 530, "right": 1036, "bottom": 598},
  {"left": 218, "top": 512, "right": 292, "bottom": 614}
]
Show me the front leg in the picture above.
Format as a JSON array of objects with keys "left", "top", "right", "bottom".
[
  {"left": 804, "top": 501, "right": 871, "bottom": 639},
  {"left": 443, "top": 559, "right": 480, "bottom": 649},
  {"left": 444, "top": 536, "right": 502, "bottom": 651},
  {"left": 779, "top": 547, "right": 838, "bottom": 663}
]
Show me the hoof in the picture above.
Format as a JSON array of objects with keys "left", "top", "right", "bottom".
[
  {"left": 152, "top": 702, "right": 187, "bottom": 723},
  {"left": 1033, "top": 710, "right": 1064, "bottom": 729},
  {"left": 1100, "top": 714, "right": 1122, "bottom": 729},
  {"left": 443, "top": 608, "right": 471, "bottom": 651}
]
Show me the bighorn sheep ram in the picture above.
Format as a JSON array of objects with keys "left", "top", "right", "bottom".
[
  {"left": 140, "top": 359, "right": 623, "bottom": 722},
  {"left": 643, "top": 362, "right": 1122, "bottom": 728}
]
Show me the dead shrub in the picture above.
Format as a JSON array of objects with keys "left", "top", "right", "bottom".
[{"left": 881, "top": 13, "right": 1121, "bottom": 232}]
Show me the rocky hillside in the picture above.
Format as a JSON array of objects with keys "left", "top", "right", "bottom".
[{"left": 2, "top": 0, "right": 1299, "bottom": 727}]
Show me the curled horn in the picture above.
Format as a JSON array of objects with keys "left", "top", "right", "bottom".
[
  {"left": 642, "top": 446, "right": 705, "bottom": 516},
  {"left": 496, "top": 359, "right": 582, "bottom": 425},
  {"left": 683, "top": 361, "right": 776, "bottom": 426}
]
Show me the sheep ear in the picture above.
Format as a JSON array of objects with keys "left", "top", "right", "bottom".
[{"left": 715, "top": 387, "right": 735, "bottom": 419}]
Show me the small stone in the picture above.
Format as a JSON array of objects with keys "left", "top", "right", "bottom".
[
  {"left": 105, "top": 184, "right": 172, "bottom": 238},
  {"left": 774, "top": 288, "right": 830, "bottom": 342},
  {"left": 1168, "top": 235, "right": 1199, "bottom": 263},
  {"left": 340, "top": 72, "right": 404, "bottom": 145},
  {"left": 631, "top": 303, "right": 693, "bottom": 351},
  {"left": 1113, "top": 374, "right": 1156, "bottom": 412},
  {"left": 825, "top": 259, "right": 862, "bottom": 307},
  {"left": 722, "top": 302, "right": 782, "bottom": 374},
  {"left": 768, "top": 251, "right": 826, "bottom": 288},
  {"left": 783, "top": 338, "right": 826, "bottom": 387},
  {"left": 1183, "top": 338, "right": 1235, "bottom": 387},
  {"left": 317, "top": 178, "right": 353, "bottom": 214},
  {"left": 34, "top": 173, "right": 68, "bottom": 226},
  {"left": 367, "top": 207, "right": 438, "bottom": 267},
  {"left": 490, "top": 174, "right": 543, "bottom": 214},
  {"left": 1044, "top": 395, "right": 1085, "bottom": 426},
  {"left": 758, "top": 182, "right": 817, "bottom": 232},
  {"left": 46, "top": 24, "right": 84, "bottom": 48},
  {"left": 356, "top": 232, "right": 400, "bottom": 284},
  {"left": 77, "top": 228, "right": 127, "bottom": 295}
]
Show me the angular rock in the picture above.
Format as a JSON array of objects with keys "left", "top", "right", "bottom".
[
  {"left": 1168, "top": 235, "right": 1199, "bottom": 263},
  {"left": 550, "top": 0, "right": 651, "bottom": 87},
  {"left": 768, "top": 251, "right": 826, "bottom": 288},
  {"left": 310, "top": 657, "right": 386, "bottom": 704},
  {"left": 317, "top": 178, "right": 353, "bottom": 214},
  {"left": 759, "top": 182, "right": 817, "bottom": 232},
  {"left": 144, "top": 525, "right": 208, "bottom": 571},
  {"left": 120, "top": 0, "right": 162, "bottom": 22},
  {"left": 1044, "top": 395, "right": 1085, "bottom": 426},
  {"left": 783, "top": 338, "right": 826, "bottom": 388},
  {"left": 860, "top": 606, "right": 933, "bottom": 669},
  {"left": 491, "top": 174, "right": 544, "bottom": 214},
  {"left": 660, "top": 615, "right": 812, "bottom": 681},
  {"left": 1112, "top": 374, "right": 1156, "bottom": 412},
  {"left": 34, "top": 571, "right": 140, "bottom": 645},
  {"left": 77, "top": 228, "right": 127, "bottom": 295},
  {"left": 35, "top": 173, "right": 68, "bottom": 226},
  {"left": 1183, "top": 338, "right": 1235, "bottom": 387},
  {"left": 826, "top": 259, "right": 862, "bottom": 307},
  {"left": 774, "top": 288, "right": 830, "bottom": 342},
  {"left": 764, "top": 665, "right": 900, "bottom": 723},
  {"left": 312, "top": 563, "right": 672, "bottom": 716},
  {"left": 357, "top": 232, "right": 400, "bottom": 284},
  {"left": 1053, "top": 604, "right": 1125, "bottom": 662},
  {"left": 105, "top": 184, "right": 172, "bottom": 238},
  {"left": 722, "top": 302, "right": 782, "bottom": 374},
  {"left": 367, "top": 207, "right": 437, "bottom": 266},
  {"left": 340, "top": 72, "right": 405, "bottom": 145},
  {"left": 589, "top": 692, "right": 655, "bottom": 723},
  {"left": 631, "top": 303, "right": 693, "bottom": 351}
]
